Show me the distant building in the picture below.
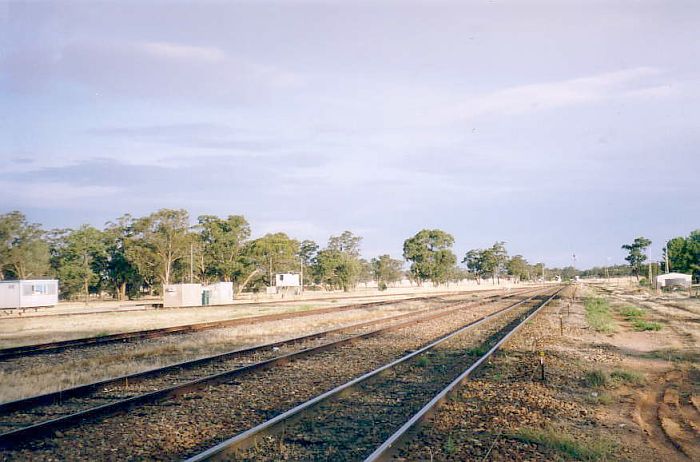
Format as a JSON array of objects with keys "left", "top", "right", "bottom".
[
  {"left": 0, "top": 279, "right": 59, "bottom": 309},
  {"left": 203, "top": 282, "right": 234, "bottom": 305},
  {"left": 275, "top": 273, "right": 300, "bottom": 287},
  {"left": 163, "top": 282, "right": 235, "bottom": 307},
  {"left": 272, "top": 273, "right": 301, "bottom": 295},
  {"left": 655, "top": 272, "right": 692, "bottom": 289},
  {"left": 163, "top": 283, "right": 203, "bottom": 307}
]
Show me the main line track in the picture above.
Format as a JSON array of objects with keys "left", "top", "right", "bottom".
[
  {"left": 185, "top": 286, "right": 564, "bottom": 461},
  {"left": 0, "top": 287, "right": 543, "bottom": 451}
]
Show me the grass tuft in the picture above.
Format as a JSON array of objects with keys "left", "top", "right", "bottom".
[
  {"left": 610, "top": 369, "right": 645, "bottom": 385},
  {"left": 632, "top": 320, "right": 663, "bottom": 331},
  {"left": 618, "top": 306, "right": 645, "bottom": 319},
  {"left": 584, "top": 298, "right": 616, "bottom": 333},
  {"left": 415, "top": 356, "right": 430, "bottom": 367},
  {"left": 584, "top": 369, "right": 608, "bottom": 388},
  {"left": 513, "top": 427, "right": 615, "bottom": 461}
]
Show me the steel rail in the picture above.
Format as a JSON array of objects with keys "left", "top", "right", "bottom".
[
  {"left": 0, "top": 288, "right": 541, "bottom": 448},
  {"left": 182, "top": 287, "right": 559, "bottom": 462},
  {"left": 364, "top": 285, "right": 566, "bottom": 462},
  {"left": 0, "top": 290, "right": 514, "bottom": 360},
  {"left": 0, "top": 289, "right": 529, "bottom": 414},
  {"left": 0, "top": 287, "right": 515, "bottom": 321}
]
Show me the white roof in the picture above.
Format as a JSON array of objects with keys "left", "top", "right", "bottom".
[
  {"left": 0, "top": 279, "right": 58, "bottom": 284},
  {"left": 655, "top": 272, "right": 692, "bottom": 280}
]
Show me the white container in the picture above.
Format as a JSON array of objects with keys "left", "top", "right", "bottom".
[
  {"left": 204, "top": 282, "right": 234, "bottom": 305},
  {"left": 0, "top": 280, "right": 59, "bottom": 309},
  {"left": 163, "top": 283, "right": 203, "bottom": 307}
]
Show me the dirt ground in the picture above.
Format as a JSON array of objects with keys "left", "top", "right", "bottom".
[{"left": 400, "top": 282, "right": 699, "bottom": 461}]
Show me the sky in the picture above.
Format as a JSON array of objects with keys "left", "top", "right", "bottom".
[{"left": 1, "top": 1, "right": 698, "bottom": 268}]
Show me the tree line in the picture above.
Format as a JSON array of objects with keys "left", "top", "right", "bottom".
[
  {"left": 620, "top": 232, "right": 700, "bottom": 283},
  {"left": 0, "top": 209, "right": 603, "bottom": 300},
  {"left": 4, "top": 206, "right": 696, "bottom": 297}
]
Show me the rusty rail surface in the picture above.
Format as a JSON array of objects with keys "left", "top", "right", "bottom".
[{"left": 183, "top": 286, "right": 560, "bottom": 462}]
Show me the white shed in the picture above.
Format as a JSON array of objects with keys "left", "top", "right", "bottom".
[
  {"left": 203, "top": 282, "right": 234, "bottom": 305},
  {"left": 163, "top": 283, "right": 203, "bottom": 307},
  {"left": 275, "top": 273, "right": 300, "bottom": 287},
  {"left": 655, "top": 272, "right": 692, "bottom": 289},
  {"left": 0, "top": 280, "right": 59, "bottom": 309}
]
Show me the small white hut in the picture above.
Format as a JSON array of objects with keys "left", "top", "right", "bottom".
[
  {"left": 273, "top": 273, "right": 301, "bottom": 295},
  {"left": 655, "top": 272, "right": 692, "bottom": 289},
  {"left": 163, "top": 283, "right": 203, "bottom": 307},
  {"left": 203, "top": 282, "right": 234, "bottom": 305},
  {"left": 0, "top": 280, "right": 59, "bottom": 309}
]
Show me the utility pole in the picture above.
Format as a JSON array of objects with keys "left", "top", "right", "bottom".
[
  {"left": 300, "top": 257, "right": 304, "bottom": 295},
  {"left": 190, "top": 243, "right": 194, "bottom": 283},
  {"left": 665, "top": 242, "right": 670, "bottom": 274}
]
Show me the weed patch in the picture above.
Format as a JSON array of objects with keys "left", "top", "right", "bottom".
[
  {"left": 610, "top": 369, "right": 645, "bottom": 385},
  {"left": 584, "top": 369, "right": 608, "bottom": 388},
  {"left": 632, "top": 320, "right": 662, "bottom": 331},
  {"left": 513, "top": 427, "right": 615, "bottom": 461},
  {"left": 618, "top": 306, "right": 645, "bottom": 319},
  {"left": 584, "top": 298, "right": 615, "bottom": 333}
]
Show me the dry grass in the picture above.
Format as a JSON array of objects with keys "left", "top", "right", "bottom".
[
  {"left": 0, "top": 304, "right": 432, "bottom": 403},
  {"left": 0, "top": 289, "right": 499, "bottom": 348}
]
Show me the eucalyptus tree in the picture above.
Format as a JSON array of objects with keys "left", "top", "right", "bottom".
[
  {"left": 103, "top": 215, "right": 143, "bottom": 300},
  {"left": 197, "top": 215, "right": 251, "bottom": 285},
  {"left": 463, "top": 249, "right": 486, "bottom": 284},
  {"left": 299, "top": 239, "right": 319, "bottom": 286},
  {"left": 0, "top": 211, "right": 50, "bottom": 280},
  {"left": 402, "top": 229, "right": 457, "bottom": 286},
  {"left": 51, "top": 225, "right": 108, "bottom": 301},
  {"left": 327, "top": 231, "right": 362, "bottom": 258},
  {"left": 663, "top": 230, "right": 700, "bottom": 280},
  {"left": 621, "top": 236, "right": 652, "bottom": 281},
  {"left": 313, "top": 249, "right": 361, "bottom": 291},
  {"left": 249, "top": 232, "right": 300, "bottom": 286},
  {"left": 371, "top": 254, "right": 404, "bottom": 288},
  {"left": 128, "top": 209, "right": 192, "bottom": 287},
  {"left": 483, "top": 241, "right": 509, "bottom": 284},
  {"left": 507, "top": 255, "right": 530, "bottom": 282}
]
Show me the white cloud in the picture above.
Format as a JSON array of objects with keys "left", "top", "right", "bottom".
[
  {"left": 140, "top": 41, "right": 228, "bottom": 62},
  {"left": 0, "top": 181, "right": 121, "bottom": 208}
]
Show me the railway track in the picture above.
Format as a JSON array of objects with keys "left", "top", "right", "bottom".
[
  {"left": 185, "top": 286, "right": 564, "bottom": 462},
  {"left": 0, "top": 287, "right": 543, "bottom": 451},
  {"left": 0, "top": 289, "right": 517, "bottom": 360},
  {"left": 0, "top": 289, "right": 511, "bottom": 320}
]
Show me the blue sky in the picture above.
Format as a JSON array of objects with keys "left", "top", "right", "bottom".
[{"left": 1, "top": 1, "right": 698, "bottom": 267}]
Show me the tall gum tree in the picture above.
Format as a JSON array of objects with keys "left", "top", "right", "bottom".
[
  {"left": 402, "top": 229, "right": 457, "bottom": 286},
  {"left": 0, "top": 211, "right": 50, "bottom": 280}
]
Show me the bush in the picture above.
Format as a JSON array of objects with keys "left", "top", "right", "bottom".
[{"left": 378, "top": 281, "right": 388, "bottom": 291}]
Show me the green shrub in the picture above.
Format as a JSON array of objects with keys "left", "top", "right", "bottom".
[{"left": 378, "top": 281, "right": 388, "bottom": 291}]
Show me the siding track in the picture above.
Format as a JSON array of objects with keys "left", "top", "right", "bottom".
[{"left": 0, "top": 288, "right": 544, "bottom": 453}]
